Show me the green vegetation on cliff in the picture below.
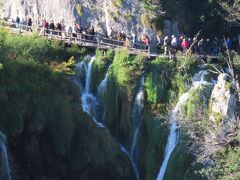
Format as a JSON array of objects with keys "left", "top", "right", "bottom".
[
  {"left": 103, "top": 48, "right": 146, "bottom": 143},
  {"left": 0, "top": 29, "right": 134, "bottom": 180}
]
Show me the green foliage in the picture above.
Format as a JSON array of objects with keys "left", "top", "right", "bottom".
[
  {"left": 123, "top": 13, "right": 133, "bottom": 21},
  {"left": 116, "top": 0, "right": 123, "bottom": 7},
  {"left": 187, "top": 84, "right": 213, "bottom": 118},
  {"left": 91, "top": 50, "right": 113, "bottom": 94},
  {"left": 0, "top": 60, "right": 76, "bottom": 155},
  {"left": 103, "top": 49, "right": 145, "bottom": 143},
  {"left": 49, "top": 57, "right": 75, "bottom": 75},
  {"left": 165, "top": 130, "right": 193, "bottom": 180},
  {"left": 111, "top": 48, "right": 145, "bottom": 89},
  {"left": 76, "top": 3, "right": 84, "bottom": 16},
  {"left": 177, "top": 54, "right": 199, "bottom": 75},
  {"left": 171, "top": 73, "right": 190, "bottom": 98},
  {"left": 141, "top": 13, "right": 152, "bottom": 27},
  {"left": 0, "top": 29, "right": 85, "bottom": 63},
  {"left": 145, "top": 57, "right": 175, "bottom": 104},
  {"left": 233, "top": 53, "right": 240, "bottom": 70},
  {"left": 199, "top": 147, "right": 240, "bottom": 179},
  {"left": 141, "top": 110, "right": 169, "bottom": 180},
  {"left": 0, "top": 27, "right": 136, "bottom": 180}
]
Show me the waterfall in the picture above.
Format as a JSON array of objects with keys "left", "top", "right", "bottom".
[
  {"left": 74, "top": 56, "right": 112, "bottom": 128},
  {"left": 120, "top": 144, "right": 140, "bottom": 180},
  {"left": 119, "top": 77, "right": 144, "bottom": 180},
  {"left": 0, "top": 132, "right": 12, "bottom": 180},
  {"left": 75, "top": 56, "right": 104, "bottom": 127},
  {"left": 156, "top": 70, "right": 211, "bottom": 180},
  {"left": 85, "top": 56, "right": 95, "bottom": 94},
  {"left": 156, "top": 93, "right": 188, "bottom": 180},
  {"left": 124, "top": 77, "right": 145, "bottom": 180},
  {"left": 74, "top": 60, "right": 87, "bottom": 91},
  {"left": 97, "top": 65, "right": 111, "bottom": 97}
]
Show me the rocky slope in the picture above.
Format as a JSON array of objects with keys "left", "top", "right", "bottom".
[{"left": 2, "top": 0, "right": 180, "bottom": 39}]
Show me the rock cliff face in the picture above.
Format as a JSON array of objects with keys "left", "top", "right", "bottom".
[
  {"left": 2, "top": 0, "right": 179, "bottom": 39},
  {"left": 209, "top": 73, "right": 237, "bottom": 122}
]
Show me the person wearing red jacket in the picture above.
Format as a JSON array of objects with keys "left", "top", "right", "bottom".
[
  {"left": 181, "top": 39, "right": 189, "bottom": 53},
  {"left": 143, "top": 35, "right": 150, "bottom": 49}
]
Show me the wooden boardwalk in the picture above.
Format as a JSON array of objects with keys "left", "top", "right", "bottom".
[{"left": 0, "top": 19, "right": 219, "bottom": 59}]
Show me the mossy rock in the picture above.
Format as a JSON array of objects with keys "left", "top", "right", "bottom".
[
  {"left": 92, "top": 50, "right": 113, "bottom": 94},
  {"left": 140, "top": 109, "right": 169, "bottom": 180},
  {"left": 187, "top": 83, "right": 214, "bottom": 118},
  {"left": 164, "top": 131, "right": 194, "bottom": 180},
  {"left": 145, "top": 57, "right": 175, "bottom": 104}
]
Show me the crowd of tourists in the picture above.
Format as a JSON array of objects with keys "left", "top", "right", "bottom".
[
  {"left": 12, "top": 16, "right": 96, "bottom": 39},
  {"left": 6, "top": 15, "right": 240, "bottom": 55},
  {"left": 108, "top": 28, "right": 240, "bottom": 55},
  {"left": 105, "top": 26, "right": 240, "bottom": 55},
  {"left": 157, "top": 34, "right": 240, "bottom": 56},
  {"left": 40, "top": 18, "right": 95, "bottom": 39}
]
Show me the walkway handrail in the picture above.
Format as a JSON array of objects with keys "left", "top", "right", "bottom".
[
  {"left": 0, "top": 19, "right": 150, "bottom": 53},
  {"left": 0, "top": 18, "right": 220, "bottom": 58}
]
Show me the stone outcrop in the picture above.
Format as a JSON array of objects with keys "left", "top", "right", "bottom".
[
  {"left": 209, "top": 73, "right": 237, "bottom": 122},
  {"left": 2, "top": 0, "right": 179, "bottom": 40},
  {"left": 163, "top": 20, "right": 180, "bottom": 36}
]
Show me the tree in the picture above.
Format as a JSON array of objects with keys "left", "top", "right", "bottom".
[{"left": 219, "top": 0, "right": 240, "bottom": 25}]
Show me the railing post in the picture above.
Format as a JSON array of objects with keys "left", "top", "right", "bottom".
[
  {"left": 148, "top": 45, "right": 151, "bottom": 56},
  {"left": 19, "top": 25, "right": 22, "bottom": 34},
  {"left": 97, "top": 36, "right": 100, "bottom": 49},
  {"left": 79, "top": 34, "right": 82, "bottom": 45}
]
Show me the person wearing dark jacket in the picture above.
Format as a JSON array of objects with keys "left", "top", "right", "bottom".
[
  {"left": 49, "top": 20, "right": 55, "bottom": 35},
  {"left": 27, "top": 18, "right": 32, "bottom": 32}
]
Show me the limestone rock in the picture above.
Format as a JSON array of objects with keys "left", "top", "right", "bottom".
[
  {"left": 209, "top": 73, "right": 237, "bottom": 122},
  {"left": 163, "top": 20, "right": 180, "bottom": 36},
  {"left": 2, "top": 0, "right": 178, "bottom": 40}
]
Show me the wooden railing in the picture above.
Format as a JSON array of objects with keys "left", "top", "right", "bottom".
[
  {"left": 0, "top": 19, "right": 220, "bottom": 58},
  {"left": 0, "top": 19, "right": 154, "bottom": 55}
]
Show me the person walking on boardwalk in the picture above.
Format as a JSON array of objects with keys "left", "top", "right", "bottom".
[
  {"left": 16, "top": 16, "right": 20, "bottom": 28},
  {"left": 143, "top": 35, "right": 150, "bottom": 50},
  {"left": 27, "top": 18, "right": 32, "bottom": 32},
  {"left": 171, "top": 35, "right": 177, "bottom": 54},
  {"left": 181, "top": 39, "right": 189, "bottom": 53},
  {"left": 164, "top": 36, "right": 171, "bottom": 56}
]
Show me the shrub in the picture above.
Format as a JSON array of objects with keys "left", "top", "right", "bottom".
[{"left": 76, "top": 3, "right": 84, "bottom": 16}]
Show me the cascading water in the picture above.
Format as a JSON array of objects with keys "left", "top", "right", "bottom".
[
  {"left": 74, "top": 60, "right": 87, "bottom": 91},
  {"left": 74, "top": 56, "right": 112, "bottom": 127},
  {"left": 120, "top": 77, "right": 144, "bottom": 180},
  {"left": 120, "top": 144, "right": 140, "bottom": 180},
  {"left": 74, "top": 56, "right": 103, "bottom": 127},
  {"left": 156, "top": 70, "right": 211, "bottom": 180},
  {"left": 130, "top": 77, "right": 145, "bottom": 160},
  {"left": 0, "top": 132, "right": 12, "bottom": 180},
  {"left": 156, "top": 93, "right": 188, "bottom": 180},
  {"left": 85, "top": 56, "right": 95, "bottom": 94},
  {"left": 97, "top": 65, "right": 111, "bottom": 97}
]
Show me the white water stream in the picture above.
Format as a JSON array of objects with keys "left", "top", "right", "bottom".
[
  {"left": 120, "top": 77, "right": 145, "bottom": 180},
  {"left": 74, "top": 56, "right": 112, "bottom": 128},
  {"left": 156, "top": 70, "right": 212, "bottom": 180},
  {"left": 0, "top": 132, "right": 12, "bottom": 180}
]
